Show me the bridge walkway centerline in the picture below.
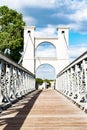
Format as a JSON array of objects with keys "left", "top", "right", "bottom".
[{"left": 0, "top": 89, "right": 87, "bottom": 130}]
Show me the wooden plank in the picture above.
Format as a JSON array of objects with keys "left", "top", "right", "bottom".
[{"left": 0, "top": 89, "right": 87, "bottom": 130}]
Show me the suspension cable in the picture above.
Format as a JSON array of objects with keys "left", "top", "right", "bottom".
[
  {"left": 18, "top": 31, "right": 41, "bottom": 65},
  {"left": 62, "top": 33, "right": 68, "bottom": 49},
  {"left": 18, "top": 34, "right": 30, "bottom": 64}
]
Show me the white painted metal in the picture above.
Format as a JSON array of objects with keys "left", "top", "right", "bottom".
[
  {"left": 22, "top": 26, "right": 69, "bottom": 75},
  {"left": 56, "top": 51, "right": 87, "bottom": 111},
  {"left": 0, "top": 52, "right": 35, "bottom": 110}
]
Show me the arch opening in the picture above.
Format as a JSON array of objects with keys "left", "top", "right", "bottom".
[
  {"left": 35, "top": 42, "right": 56, "bottom": 58},
  {"left": 36, "top": 64, "right": 56, "bottom": 80}
]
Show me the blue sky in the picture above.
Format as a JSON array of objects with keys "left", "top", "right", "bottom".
[{"left": 0, "top": 0, "right": 87, "bottom": 79}]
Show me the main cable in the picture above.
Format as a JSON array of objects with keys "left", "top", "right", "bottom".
[
  {"left": 18, "top": 30, "right": 41, "bottom": 65},
  {"left": 18, "top": 34, "right": 30, "bottom": 64},
  {"left": 62, "top": 32, "right": 68, "bottom": 49}
]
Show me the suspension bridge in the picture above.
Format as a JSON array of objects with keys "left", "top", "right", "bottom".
[{"left": 0, "top": 26, "right": 87, "bottom": 129}]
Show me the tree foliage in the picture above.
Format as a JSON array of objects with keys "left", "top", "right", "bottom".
[
  {"left": 36, "top": 78, "right": 43, "bottom": 85},
  {"left": 0, "top": 6, "right": 25, "bottom": 62}
]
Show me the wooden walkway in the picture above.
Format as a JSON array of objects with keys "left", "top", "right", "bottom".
[{"left": 0, "top": 89, "right": 87, "bottom": 130}]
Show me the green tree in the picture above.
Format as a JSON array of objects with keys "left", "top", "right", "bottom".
[
  {"left": 35, "top": 78, "right": 43, "bottom": 89},
  {"left": 36, "top": 78, "right": 43, "bottom": 85},
  {"left": 0, "top": 6, "right": 25, "bottom": 62}
]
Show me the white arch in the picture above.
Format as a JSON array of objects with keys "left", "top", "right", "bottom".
[
  {"left": 36, "top": 63, "right": 56, "bottom": 72},
  {"left": 36, "top": 63, "right": 56, "bottom": 79},
  {"left": 35, "top": 41, "right": 56, "bottom": 49},
  {"left": 35, "top": 41, "right": 57, "bottom": 58},
  {"left": 35, "top": 37, "right": 58, "bottom": 50},
  {"left": 22, "top": 26, "right": 69, "bottom": 75}
]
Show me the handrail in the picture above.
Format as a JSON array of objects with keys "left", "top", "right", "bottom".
[
  {"left": 0, "top": 52, "right": 35, "bottom": 111},
  {"left": 0, "top": 53, "right": 35, "bottom": 77},
  {"left": 57, "top": 51, "right": 87, "bottom": 77},
  {"left": 56, "top": 51, "right": 87, "bottom": 110}
]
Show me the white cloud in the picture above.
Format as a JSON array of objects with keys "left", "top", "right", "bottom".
[
  {"left": 1, "top": 0, "right": 87, "bottom": 13},
  {"left": 69, "top": 43, "right": 87, "bottom": 62},
  {"left": 1, "top": 0, "right": 87, "bottom": 34},
  {"left": 68, "top": 0, "right": 87, "bottom": 10},
  {"left": 68, "top": 23, "right": 81, "bottom": 32},
  {"left": 2, "top": 0, "right": 86, "bottom": 10},
  {"left": 35, "top": 25, "right": 57, "bottom": 37},
  {"left": 0, "top": 0, "right": 57, "bottom": 10},
  {"left": 53, "top": 6, "right": 87, "bottom": 23},
  {"left": 23, "top": 16, "right": 37, "bottom": 26},
  {"left": 23, "top": 0, "right": 56, "bottom": 8},
  {"left": 0, "top": 0, "right": 21, "bottom": 11},
  {"left": 51, "top": 0, "right": 87, "bottom": 33},
  {"left": 69, "top": 8, "right": 87, "bottom": 22}
]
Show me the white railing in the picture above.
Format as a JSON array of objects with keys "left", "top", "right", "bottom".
[
  {"left": 56, "top": 51, "right": 87, "bottom": 111},
  {"left": 0, "top": 52, "right": 35, "bottom": 111}
]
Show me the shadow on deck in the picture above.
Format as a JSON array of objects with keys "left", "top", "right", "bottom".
[
  {"left": 0, "top": 90, "right": 42, "bottom": 130},
  {"left": 0, "top": 89, "right": 87, "bottom": 130}
]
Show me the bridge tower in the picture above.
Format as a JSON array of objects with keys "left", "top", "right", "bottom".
[{"left": 22, "top": 26, "right": 69, "bottom": 77}]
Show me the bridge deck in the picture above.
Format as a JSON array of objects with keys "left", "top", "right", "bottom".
[{"left": 0, "top": 89, "right": 87, "bottom": 130}]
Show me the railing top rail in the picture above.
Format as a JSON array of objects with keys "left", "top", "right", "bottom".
[
  {"left": 0, "top": 52, "right": 35, "bottom": 77},
  {"left": 57, "top": 51, "right": 87, "bottom": 77}
]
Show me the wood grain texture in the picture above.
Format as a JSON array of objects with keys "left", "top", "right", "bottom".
[{"left": 0, "top": 89, "right": 87, "bottom": 130}]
